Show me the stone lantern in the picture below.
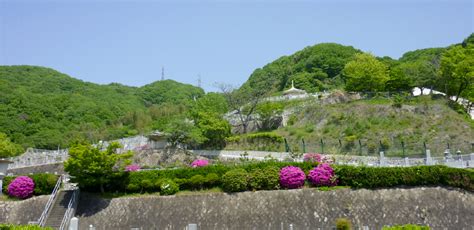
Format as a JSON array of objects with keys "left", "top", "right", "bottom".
[{"left": 0, "top": 159, "right": 13, "bottom": 196}]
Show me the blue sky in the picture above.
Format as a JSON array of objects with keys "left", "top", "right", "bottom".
[{"left": 0, "top": 0, "right": 472, "bottom": 92}]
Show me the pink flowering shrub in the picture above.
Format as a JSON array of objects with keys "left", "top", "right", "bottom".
[
  {"left": 191, "top": 159, "right": 209, "bottom": 168},
  {"left": 7, "top": 176, "right": 35, "bottom": 199},
  {"left": 125, "top": 164, "right": 141, "bottom": 172},
  {"left": 308, "top": 163, "right": 337, "bottom": 186},
  {"left": 279, "top": 166, "right": 306, "bottom": 189},
  {"left": 303, "top": 153, "right": 335, "bottom": 164},
  {"left": 303, "top": 153, "right": 322, "bottom": 162}
]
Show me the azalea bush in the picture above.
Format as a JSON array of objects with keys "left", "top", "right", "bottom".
[
  {"left": 279, "top": 166, "right": 306, "bottom": 189},
  {"left": 7, "top": 176, "right": 35, "bottom": 199},
  {"left": 160, "top": 179, "right": 179, "bottom": 195},
  {"left": 125, "top": 164, "right": 141, "bottom": 172},
  {"left": 221, "top": 169, "right": 249, "bottom": 192},
  {"left": 303, "top": 153, "right": 335, "bottom": 164},
  {"left": 308, "top": 163, "right": 337, "bottom": 186},
  {"left": 303, "top": 153, "right": 322, "bottom": 162},
  {"left": 191, "top": 159, "right": 209, "bottom": 167}
]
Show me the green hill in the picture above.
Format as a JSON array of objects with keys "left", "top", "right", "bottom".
[
  {"left": 0, "top": 65, "right": 203, "bottom": 151},
  {"left": 241, "top": 43, "right": 361, "bottom": 94}
]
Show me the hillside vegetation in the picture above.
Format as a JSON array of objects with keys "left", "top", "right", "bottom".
[
  {"left": 0, "top": 66, "right": 203, "bottom": 153},
  {"left": 276, "top": 95, "right": 473, "bottom": 157}
]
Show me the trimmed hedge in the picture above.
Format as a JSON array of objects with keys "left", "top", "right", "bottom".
[
  {"left": 335, "top": 165, "right": 473, "bottom": 191},
  {"left": 382, "top": 225, "right": 430, "bottom": 230},
  {"left": 78, "top": 162, "right": 473, "bottom": 194},
  {"left": 0, "top": 224, "right": 53, "bottom": 230},
  {"left": 2, "top": 173, "right": 59, "bottom": 196}
]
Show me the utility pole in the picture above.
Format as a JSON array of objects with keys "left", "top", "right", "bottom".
[
  {"left": 197, "top": 74, "right": 202, "bottom": 88},
  {"left": 161, "top": 67, "right": 165, "bottom": 81}
]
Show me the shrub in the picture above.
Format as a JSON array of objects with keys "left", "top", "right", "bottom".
[
  {"left": 248, "top": 166, "right": 280, "bottom": 190},
  {"left": 29, "top": 174, "right": 58, "bottom": 195},
  {"left": 382, "top": 224, "right": 430, "bottom": 230},
  {"left": 308, "top": 163, "right": 337, "bottom": 187},
  {"left": 0, "top": 224, "right": 53, "bottom": 230},
  {"left": 279, "top": 166, "right": 306, "bottom": 189},
  {"left": 303, "top": 153, "right": 322, "bottom": 162},
  {"left": 204, "top": 173, "right": 220, "bottom": 188},
  {"left": 191, "top": 159, "right": 209, "bottom": 168},
  {"left": 335, "top": 218, "right": 352, "bottom": 230},
  {"left": 159, "top": 179, "right": 179, "bottom": 195},
  {"left": 221, "top": 169, "right": 249, "bottom": 192},
  {"left": 188, "top": 175, "right": 206, "bottom": 190},
  {"left": 7, "top": 176, "right": 35, "bottom": 199},
  {"left": 125, "top": 164, "right": 141, "bottom": 172}
]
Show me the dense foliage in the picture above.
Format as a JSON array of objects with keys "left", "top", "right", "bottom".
[
  {"left": 221, "top": 169, "right": 249, "bottom": 192},
  {"left": 2, "top": 173, "right": 58, "bottom": 196},
  {"left": 242, "top": 43, "right": 361, "bottom": 94},
  {"left": 64, "top": 142, "right": 132, "bottom": 193},
  {"left": 0, "top": 132, "right": 23, "bottom": 158},
  {"left": 382, "top": 225, "right": 430, "bottom": 230},
  {"left": 0, "top": 66, "right": 205, "bottom": 149},
  {"left": 0, "top": 224, "right": 53, "bottom": 230}
]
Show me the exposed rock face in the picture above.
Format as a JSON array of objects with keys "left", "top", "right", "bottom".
[
  {"left": 0, "top": 195, "right": 49, "bottom": 224},
  {"left": 74, "top": 187, "right": 473, "bottom": 230}
]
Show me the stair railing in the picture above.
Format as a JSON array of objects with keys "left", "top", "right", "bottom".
[
  {"left": 38, "top": 174, "right": 63, "bottom": 226},
  {"left": 59, "top": 188, "right": 80, "bottom": 230}
]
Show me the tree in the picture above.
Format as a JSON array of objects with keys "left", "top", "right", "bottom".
[
  {"left": 218, "top": 84, "right": 264, "bottom": 134},
  {"left": 385, "top": 66, "right": 414, "bottom": 92},
  {"left": 163, "top": 119, "right": 205, "bottom": 148},
  {"left": 194, "top": 112, "right": 231, "bottom": 149},
  {"left": 190, "top": 92, "right": 228, "bottom": 117},
  {"left": 399, "top": 61, "right": 437, "bottom": 95},
  {"left": 342, "top": 53, "right": 389, "bottom": 92},
  {"left": 64, "top": 142, "right": 132, "bottom": 193},
  {"left": 255, "top": 102, "right": 284, "bottom": 131},
  {"left": 0, "top": 133, "right": 24, "bottom": 158},
  {"left": 439, "top": 44, "right": 474, "bottom": 102}
]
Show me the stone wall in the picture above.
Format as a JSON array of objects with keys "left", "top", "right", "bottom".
[
  {"left": 6, "top": 163, "right": 64, "bottom": 175},
  {"left": 0, "top": 195, "right": 49, "bottom": 224},
  {"left": 75, "top": 187, "right": 473, "bottom": 230}
]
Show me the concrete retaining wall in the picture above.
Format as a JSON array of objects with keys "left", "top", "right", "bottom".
[
  {"left": 0, "top": 195, "right": 49, "bottom": 225},
  {"left": 6, "top": 162, "right": 64, "bottom": 175},
  {"left": 75, "top": 187, "right": 473, "bottom": 230}
]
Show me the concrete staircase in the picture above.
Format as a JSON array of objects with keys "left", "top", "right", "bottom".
[{"left": 44, "top": 190, "right": 75, "bottom": 229}]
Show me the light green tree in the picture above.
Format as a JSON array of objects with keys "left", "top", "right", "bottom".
[
  {"left": 64, "top": 142, "right": 132, "bottom": 193},
  {"left": 342, "top": 53, "right": 389, "bottom": 92},
  {"left": 439, "top": 44, "right": 474, "bottom": 102},
  {"left": 0, "top": 133, "right": 23, "bottom": 158}
]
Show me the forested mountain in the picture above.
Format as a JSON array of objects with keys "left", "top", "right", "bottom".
[
  {"left": 241, "top": 34, "right": 473, "bottom": 100},
  {"left": 241, "top": 43, "right": 361, "bottom": 94},
  {"left": 0, "top": 66, "right": 203, "bottom": 152}
]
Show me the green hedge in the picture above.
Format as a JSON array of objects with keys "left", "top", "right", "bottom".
[
  {"left": 335, "top": 165, "right": 473, "bottom": 191},
  {"left": 0, "top": 224, "right": 53, "bottom": 230},
  {"left": 79, "top": 162, "right": 473, "bottom": 194},
  {"left": 382, "top": 224, "right": 430, "bottom": 230},
  {"left": 2, "top": 174, "right": 59, "bottom": 196}
]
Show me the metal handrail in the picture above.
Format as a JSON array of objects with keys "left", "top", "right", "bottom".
[
  {"left": 38, "top": 175, "right": 63, "bottom": 226},
  {"left": 59, "top": 188, "right": 79, "bottom": 230}
]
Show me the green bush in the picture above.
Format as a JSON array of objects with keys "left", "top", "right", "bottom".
[
  {"left": 335, "top": 218, "right": 352, "bottom": 230},
  {"left": 335, "top": 165, "right": 473, "bottom": 191},
  {"left": 29, "top": 174, "right": 58, "bottom": 195},
  {"left": 248, "top": 166, "right": 280, "bottom": 190},
  {"left": 159, "top": 179, "right": 179, "bottom": 195},
  {"left": 188, "top": 175, "right": 206, "bottom": 190},
  {"left": 2, "top": 174, "right": 59, "bottom": 196},
  {"left": 0, "top": 224, "right": 53, "bottom": 230},
  {"left": 221, "top": 169, "right": 249, "bottom": 192},
  {"left": 382, "top": 224, "right": 430, "bottom": 230},
  {"left": 205, "top": 173, "right": 220, "bottom": 188}
]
